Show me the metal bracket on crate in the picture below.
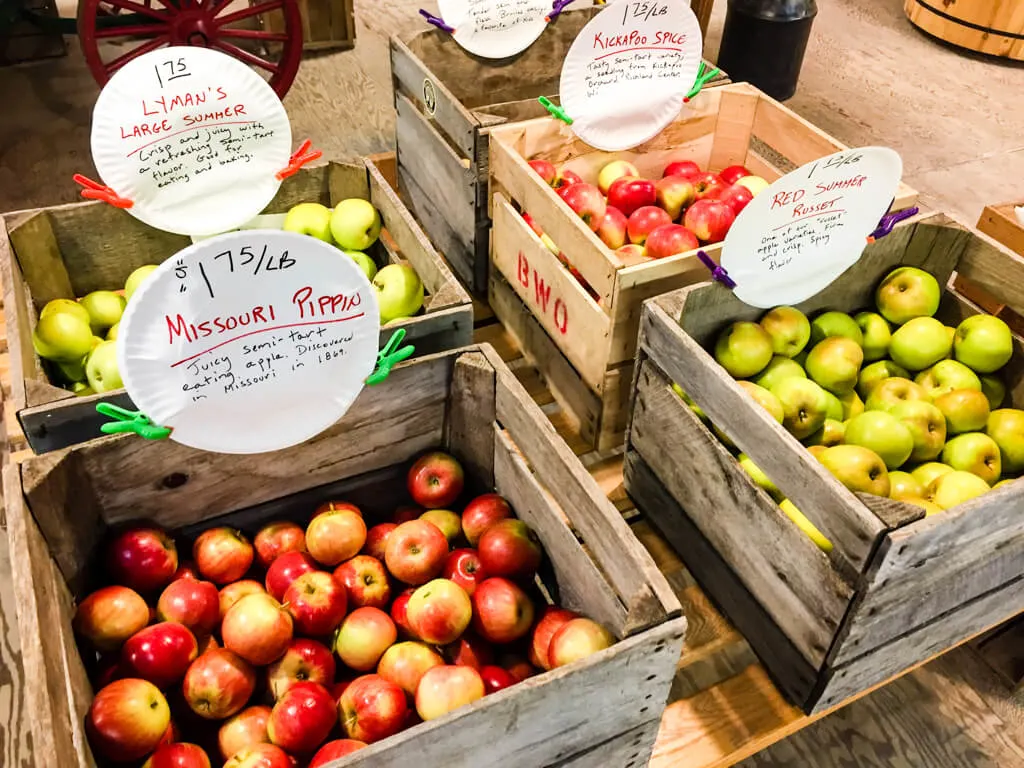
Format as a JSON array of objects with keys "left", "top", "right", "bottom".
[
  {"left": 419, "top": 9, "right": 456, "bottom": 33},
  {"left": 366, "top": 329, "right": 415, "bottom": 386},
  {"left": 868, "top": 205, "right": 919, "bottom": 242},
  {"left": 538, "top": 96, "right": 573, "bottom": 125},
  {"left": 96, "top": 402, "right": 172, "bottom": 440},
  {"left": 684, "top": 62, "right": 722, "bottom": 103},
  {"left": 696, "top": 249, "right": 737, "bottom": 289}
]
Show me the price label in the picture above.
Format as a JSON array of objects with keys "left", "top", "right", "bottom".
[
  {"left": 90, "top": 47, "right": 292, "bottom": 237},
  {"left": 118, "top": 231, "right": 380, "bottom": 454},
  {"left": 720, "top": 147, "right": 904, "bottom": 308},
  {"left": 560, "top": 0, "right": 703, "bottom": 150},
  {"left": 438, "top": 0, "right": 551, "bottom": 58}
]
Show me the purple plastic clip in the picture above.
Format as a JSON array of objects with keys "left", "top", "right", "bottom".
[
  {"left": 419, "top": 9, "right": 455, "bottom": 33},
  {"left": 546, "top": 0, "right": 575, "bottom": 21},
  {"left": 869, "top": 205, "right": 919, "bottom": 241},
  {"left": 696, "top": 249, "right": 737, "bottom": 289}
]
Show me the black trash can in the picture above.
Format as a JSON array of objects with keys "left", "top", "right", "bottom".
[{"left": 716, "top": 0, "right": 818, "bottom": 101}]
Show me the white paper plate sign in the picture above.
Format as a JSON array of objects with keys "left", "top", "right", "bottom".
[
  {"left": 720, "top": 147, "right": 904, "bottom": 308},
  {"left": 91, "top": 47, "right": 292, "bottom": 237},
  {"left": 436, "top": 0, "right": 552, "bottom": 58},
  {"left": 559, "top": 0, "right": 703, "bottom": 150},
  {"left": 117, "top": 231, "right": 380, "bottom": 454}
]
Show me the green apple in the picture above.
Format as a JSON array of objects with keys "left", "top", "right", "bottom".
[
  {"left": 752, "top": 356, "right": 806, "bottom": 391},
  {"left": 914, "top": 360, "right": 982, "bottom": 399},
  {"left": 738, "top": 453, "right": 782, "bottom": 500},
  {"left": 874, "top": 266, "right": 940, "bottom": 325},
  {"left": 809, "top": 311, "right": 864, "bottom": 347},
  {"left": 941, "top": 432, "right": 1002, "bottom": 485},
  {"left": 72, "top": 381, "right": 95, "bottom": 397},
  {"left": 107, "top": 322, "right": 120, "bottom": 341},
  {"left": 714, "top": 321, "right": 774, "bottom": 379},
  {"left": 807, "top": 445, "right": 828, "bottom": 462},
  {"left": 889, "top": 400, "right": 946, "bottom": 462},
  {"left": 792, "top": 349, "right": 809, "bottom": 368},
  {"left": 55, "top": 357, "right": 87, "bottom": 384},
  {"left": 980, "top": 375, "right": 1007, "bottom": 410},
  {"left": 840, "top": 390, "right": 865, "bottom": 420},
  {"left": 910, "top": 462, "right": 954, "bottom": 488},
  {"left": 888, "top": 470, "right": 924, "bottom": 501},
  {"left": 857, "top": 360, "right": 911, "bottom": 400},
  {"left": 953, "top": 315, "right": 1013, "bottom": 374},
  {"left": 805, "top": 337, "right": 863, "bottom": 394},
  {"left": 864, "top": 377, "right": 929, "bottom": 412},
  {"left": 804, "top": 418, "right": 845, "bottom": 447},
  {"left": 854, "top": 312, "right": 891, "bottom": 362},
  {"left": 759, "top": 306, "right": 811, "bottom": 358},
  {"left": 79, "top": 290, "right": 126, "bottom": 334},
  {"left": 344, "top": 250, "right": 378, "bottom": 281},
  {"left": 844, "top": 411, "right": 914, "bottom": 469},
  {"left": 40, "top": 298, "right": 91, "bottom": 326},
  {"left": 902, "top": 496, "right": 944, "bottom": 516},
  {"left": 926, "top": 470, "right": 991, "bottom": 510},
  {"left": 819, "top": 444, "right": 891, "bottom": 497},
  {"left": 822, "top": 391, "right": 844, "bottom": 422},
  {"left": 672, "top": 383, "right": 708, "bottom": 423},
  {"left": 943, "top": 326, "right": 956, "bottom": 358},
  {"left": 283, "top": 202, "right": 334, "bottom": 242},
  {"left": 124, "top": 264, "right": 158, "bottom": 301},
  {"left": 994, "top": 478, "right": 1017, "bottom": 490},
  {"left": 778, "top": 499, "right": 832, "bottom": 552},
  {"left": 933, "top": 389, "right": 990, "bottom": 434},
  {"left": 373, "top": 263, "right": 424, "bottom": 323},
  {"left": 987, "top": 408, "right": 1024, "bottom": 475},
  {"left": 32, "top": 312, "right": 93, "bottom": 362},
  {"left": 888, "top": 316, "right": 952, "bottom": 371},
  {"left": 712, "top": 423, "right": 737, "bottom": 452},
  {"left": 737, "top": 381, "right": 785, "bottom": 424},
  {"left": 330, "top": 198, "right": 382, "bottom": 251},
  {"left": 769, "top": 377, "right": 831, "bottom": 439},
  {"left": 85, "top": 340, "right": 123, "bottom": 393}
]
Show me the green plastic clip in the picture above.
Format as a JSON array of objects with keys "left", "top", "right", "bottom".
[
  {"left": 538, "top": 96, "right": 573, "bottom": 125},
  {"left": 97, "top": 402, "right": 173, "bottom": 440},
  {"left": 366, "top": 329, "right": 415, "bottom": 386},
  {"left": 684, "top": 62, "right": 721, "bottom": 102}
]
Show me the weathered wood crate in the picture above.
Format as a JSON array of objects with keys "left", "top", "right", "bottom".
[
  {"left": 966, "top": 201, "right": 1024, "bottom": 336},
  {"left": 6, "top": 344, "right": 685, "bottom": 768},
  {"left": 623, "top": 214, "right": 1024, "bottom": 714},
  {"left": 488, "top": 82, "right": 919, "bottom": 451},
  {"left": 264, "top": 0, "right": 356, "bottom": 50},
  {"left": 0, "top": 155, "right": 472, "bottom": 455},
  {"left": 390, "top": 8, "right": 728, "bottom": 293}
]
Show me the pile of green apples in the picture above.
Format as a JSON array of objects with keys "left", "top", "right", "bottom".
[
  {"left": 283, "top": 200, "right": 425, "bottom": 324},
  {"left": 681, "top": 266, "right": 1022, "bottom": 552},
  {"left": 33, "top": 265, "right": 158, "bottom": 397}
]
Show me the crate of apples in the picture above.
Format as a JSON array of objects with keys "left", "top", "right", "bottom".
[{"left": 75, "top": 451, "right": 614, "bottom": 767}]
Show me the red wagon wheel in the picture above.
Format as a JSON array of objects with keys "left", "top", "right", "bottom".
[{"left": 77, "top": 0, "right": 304, "bottom": 97}]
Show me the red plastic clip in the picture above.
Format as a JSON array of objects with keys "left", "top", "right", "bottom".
[
  {"left": 276, "top": 140, "right": 323, "bottom": 181},
  {"left": 73, "top": 174, "right": 133, "bottom": 209}
]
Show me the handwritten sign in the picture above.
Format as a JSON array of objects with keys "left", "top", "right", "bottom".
[
  {"left": 117, "top": 231, "right": 380, "bottom": 454},
  {"left": 560, "top": 0, "right": 703, "bottom": 150},
  {"left": 438, "top": 0, "right": 551, "bottom": 58},
  {"left": 91, "top": 47, "right": 292, "bottom": 237},
  {"left": 720, "top": 147, "right": 903, "bottom": 308}
]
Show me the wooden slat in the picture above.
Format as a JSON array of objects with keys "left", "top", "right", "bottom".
[
  {"left": 707, "top": 88, "right": 759, "bottom": 171},
  {"left": 976, "top": 202, "right": 1024, "bottom": 256},
  {"left": 750, "top": 94, "right": 847, "bottom": 170},
  {"left": 445, "top": 351, "right": 496, "bottom": 489},
  {"left": 955, "top": 224, "right": 1024, "bottom": 314},
  {"left": 0, "top": 219, "right": 40, "bottom": 414},
  {"left": 555, "top": 718, "right": 661, "bottom": 768},
  {"left": 5, "top": 212, "right": 74, "bottom": 306}
]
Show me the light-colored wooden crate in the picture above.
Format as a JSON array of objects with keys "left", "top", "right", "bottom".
[
  {"left": 624, "top": 214, "right": 1024, "bottom": 714},
  {"left": 905, "top": 0, "right": 1024, "bottom": 61},
  {"left": 965, "top": 201, "right": 1024, "bottom": 337},
  {"left": 6, "top": 344, "right": 685, "bottom": 768},
  {"left": 0, "top": 155, "right": 472, "bottom": 455},
  {"left": 487, "top": 82, "right": 919, "bottom": 452},
  {"left": 263, "top": 0, "right": 356, "bottom": 50}
]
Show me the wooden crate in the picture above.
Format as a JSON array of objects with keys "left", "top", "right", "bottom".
[
  {"left": 263, "top": 0, "right": 356, "bottom": 50},
  {"left": 5, "top": 344, "right": 686, "bottom": 768},
  {"left": 0, "top": 155, "right": 472, "bottom": 455},
  {"left": 390, "top": 9, "right": 728, "bottom": 294},
  {"left": 487, "top": 82, "right": 919, "bottom": 451},
  {"left": 966, "top": 201, "right": 1024, "bottom": 337},
  {"left": 623, "top": 213, "right": 1024, "bottom": 714}
]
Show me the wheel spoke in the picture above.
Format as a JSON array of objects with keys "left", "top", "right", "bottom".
[
  {"left": 98, "top": 0, "right": 170, "bottom": 22},
  {"left": 218, "top": 27, "right": 289, "bottom": 42},
  {"left": 95, "top": 22, "right": 166, "bottom": 38},
  {"left": 106, "top": 34, "right": 170, "bottom": 72},
  {"left": 213, "top": 0, "right": 283, "bottom": 26},
  {"left": 210, "top": 39, "right": 280, "bottom": 73}
]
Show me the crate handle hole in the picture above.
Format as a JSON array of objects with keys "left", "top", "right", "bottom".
[
  {"left": 640, "top": 706, "right": 649, "bottom": 714},
  {"left": 645, "top": 674, "right": 657, "bottom": 681},
  {"left": 162, "top": 472, "right": 189, "bottom": 489},
  {"left": 644, "top": 693, "right": 652, "bottom": 700}
]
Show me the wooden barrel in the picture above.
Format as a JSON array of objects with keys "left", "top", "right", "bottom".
[{"left": 905, "top": 0, "right": 1024, "bottom": 60}]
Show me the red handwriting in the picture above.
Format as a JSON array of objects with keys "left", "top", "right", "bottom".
[
  {"left": 517, "top": 252, "right": 569, "bottom": 335},
  {"left": 814, "top": 175, "right": 866, "bottom": 195},
  {"left": 166, "top": 305, "right": 277, "bottom": 345},
  {"left": 771, "top": 189, "right": 805, "bottom": 209},
  {"left": 292, "top": 286, "right": 362, "bottom": 319},
  {"left": 792, "top": 197, "right": 841, "bottom": 218},
  {"left": 121, "top": 119, "right": 173, "bottom": 139},
  {"left": 142, "top": 87, "right": 228, "bottom": 116},
  {"left": 121, "top": 106, "right": 246, "bottom": 140},
  {"left": 593, "top": 30, "right": 686, "bottom": 49}
]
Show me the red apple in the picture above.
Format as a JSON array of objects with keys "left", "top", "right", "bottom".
[
  {"left": 719, "top": 164, "right": 752, "bottom": 185},
  {"left": 94, "top": 653, "right": 124, "bottom": 689},
  {"left": 662, "top": 160, "right": 701, "bottom": 180},
  {"left": 442, "top": 548, "right": 486, "bottom": 596},
  {"left": 420, "top": 508, "right": 462, "bottom": 546},
  {"left": 218, "top": 706, "right": 271, "bottom": 762},
  {"left": 121, "top": 622, "right": 199, "bottom": 689},
  {"left": 377, "top": 641, "right": 445, "bottom": 697},
  {"left": 502, "top": 655, "right": 538, "bottom": 682},
  {"left": 173, "top": 562, "right": 200, "bottom": 581},
  {"left": 74, "top": 585, "right": 149, "bottom": 651},
  {"left": 597, "top": 159, "right": 640, "bottom": 194},
  {"left": 616, "top": 243, "right": 647, "bottom": 260},
  {"left": 267, "top": 639, "right": 336, "bottom": 700},
  {"left": 306, "top": 507, "right": 366, "bottom": 567},
  {"left": 333, "top": 555, "right": 390, "bottom": 609},
  {"left": 193, "top": 528, "right": 253, "bottom": 586},
  {"left": 338, "top": 674, "right": 409, "bottom": 743},
  {"left": 253, "top": 522, "right": 306, "bottom": 570},
  {"left": 222, "top": 593, "right": 293, "bottom": 666},
  {"left": 108, "top": 527, "right": 178, "bottom": 594},
  {"left": 471, "top": 578, "right": 535, "bottom": 644},
  {"left": 549, "top": 618, "right": 615, "bottom": 668},
  {"left": 219, "top": 580, "right": 266, "bottom": 621},
  {"left": 607, "top": 177, "right": 657, "bottom": 218},
  {"left": 644, "top": 223, "right": 700, "bottom": 259},
  {"left": 553, "top": 168, "right": 582, "bottom": 190},
  {"left": 198, "top": 635, "right": 220, "bottom": 655},
  {"left": 528, "top": 159, "right": 557, "bottom": 186},
  {"left": 157, "top": 718, "right": 179, "bottom": 747},
  {"left": 334, "top": 607, "right": 397, "bottom": 671},
  {"left": 406, "top": 578, "right": 472, "bottom": 645},
  {"left": 284, "top": 570, "right": 348, "bottom": 636},
  {"left": 477, "top": 519, "right": 542, "bottom": 580},
  {"left": 461, "top": 494, "right": 512, "bottom": 547},
  {"left": 562, "top": 182, "right": 607, "bottom": 232},
  {"left": 142, "top": 742, "right": 211, "bottom": 768},
  {"left": 183, "top": 649, "right": 256, "bottom": 720},
  {"left": 331, "top": 678, "right": 356, "bottom": 706},
  {"left": 313, "top": 500, "right": 363, "bottom": 519},
  {"left": 309, "top": 739, "right": 367, "bottom": 766},
  {"left": 86, "top": 678, "right": 170, "bottom": 761},
  {"left": 627, "top": 205, "right": 673, "bottom": 246},
  {"left": 392, "top": 505, "right": 422, "bottom": 525},
  {"left": 157, "top": 579, "right": 220, "bottom": 636},
  {"left": 267, "top": 681, "right": 336, "bottom": 755},
  {"left": 714, "top": 183, "right": 754, "bottom": 216},
  {"left": 390, "top": 587, "right": 417, "bottom": 638},
  {"left": 529, "top": 606, "right": 578, "bottom": 670},
  {"left": 408, "top": 451, "right": 465, "bottom": 508},
  {"left": 362, "top": 523, "right": 397, "bottom": 561},
  {"left": 223, "top": 743, "right": 292, "bottom": 768},
  {"left": 415, "top": 665, "right": 484, "bottom": 721},
  {"left": 444, "top": 632, "right": 494, "bottom": 670},
  {"left": 693, "top": 172, "right": 726, "bottom": 201},
  {"left": 655, "top": 175, "right": 696, "bottom": 220},
  {"left": 684, "top": 198, "right": 736, "bottom": 243},
  {"left": 384, "top": 520, "right": 449, "bottom": 585},
  {"left": 556, "top": 183, "right": 575, "bottom": 203},
  {"left": 265, "top": 551, "right": 317, "bottom": 602},
  {"left": 480, "top": 665, "right": 517, "bottom": 695}
]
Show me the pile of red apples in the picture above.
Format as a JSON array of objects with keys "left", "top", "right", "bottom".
[{"left": 75, "top": 451, "right": 614, "bottom": 768}]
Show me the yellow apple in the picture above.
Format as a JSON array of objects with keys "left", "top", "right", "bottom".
[
  {"left": 769, "top": 377, "right": 831, "bottom": 439},
  {"left": 40, "top": 298, "right": 91, "bottom": 326},
  {"left": 854, "top": 311, "right": 891, "bottom": 362},
  {"left": 914, "top": 360, "right": 982, "bottom": 399},
  {"left": 953, "top": 315, "right": 1013, "bottom": 374},
  {"left": 714, "top": 321, "right": 773, "bottom": 379},
  {"left": 864, "top": 377, "right": 929, "bottom": 413},
  {"left": 840, "top": 390, "right": 865, "bottom": 420},
  {"left": 844, "top": 411, "right": 914, "bottom": 470},
  {"left": 874, "top": 266, "right": 940, "bottom": 325},
  {"left": 752, "top": 356, "right": 807, "bottom": 391},
  {"left": 738, "top": 454, "right": 782, "bottom": 500},
  {"left": 737, "top": 381, "right": 785, "bottom": 424},
  {"left": 804, "top": 418, "right": 846, "bottom": 447},
  {"left": 888, "top": 316, "right": 952, "bottom": 371},
  {"left": 809, "top": 311, "right": 864, "bottom": 347},
  {"left": 735, "top": 175, "right": 769, "bottom": 196},
  {"left": 933, "top": 389, "right": 990, "bottom": 435},
  {"left": 80, "top": 290, "right": 126, "bottom": 334},
  {"left": 925, "top": 470, "right": 991, "bottom": 509},
  {"left": 888, "top": 470, "right": 924, "bottom": 501},
  {"left": 901, "top": 496, "right": 944, "bottom": 516},
  {"left": 857, "top": 360, "right": 911, "bottom": 400},
  {"left": 759, "top": 306, "right": 811, "bottom": 358},
  {"left": 941, "top": 433, "right": 1002, "bottom": 485},
  {"left": 806, "top": 337, "right": 864, "bottom": 395},
  {"left": 987, "top": 408, "right": 1024, "bottom": 476},
  {"left": 980, "top": 375, "right": 1007, "bottom": 410},
  {"left": 124, "top": 264, "right": 159, "bottom": 300},
  {"left": 889, "top": 400, "right": 946, "bottom": 463},
  {"left": 33, "top": 312, "right": 93, "bottom": 362},
  {"left": 819, "top": 445, "right": 891, "bottom": 496},
  {"left": 910, "top": 462, "right": 954, "bottom": 488},
  {"left": 672, "top": 383, "right": 708, "bottom": 423},
  {"left": 331, "top": 198, "right": 382, "bottom": 251},
  {"left": 778, "top": 499, "right": 832, "bottom": 552}
]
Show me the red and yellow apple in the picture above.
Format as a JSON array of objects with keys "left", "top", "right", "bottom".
[
  {"left": 222, "top": 593, "right": 293, "bottom": 666},
  {"left": 406, "top": 578, "right": 473, "bottom": 645},
  {"left": 193, "top": 528, "right": 253, "bottom": 586}
]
